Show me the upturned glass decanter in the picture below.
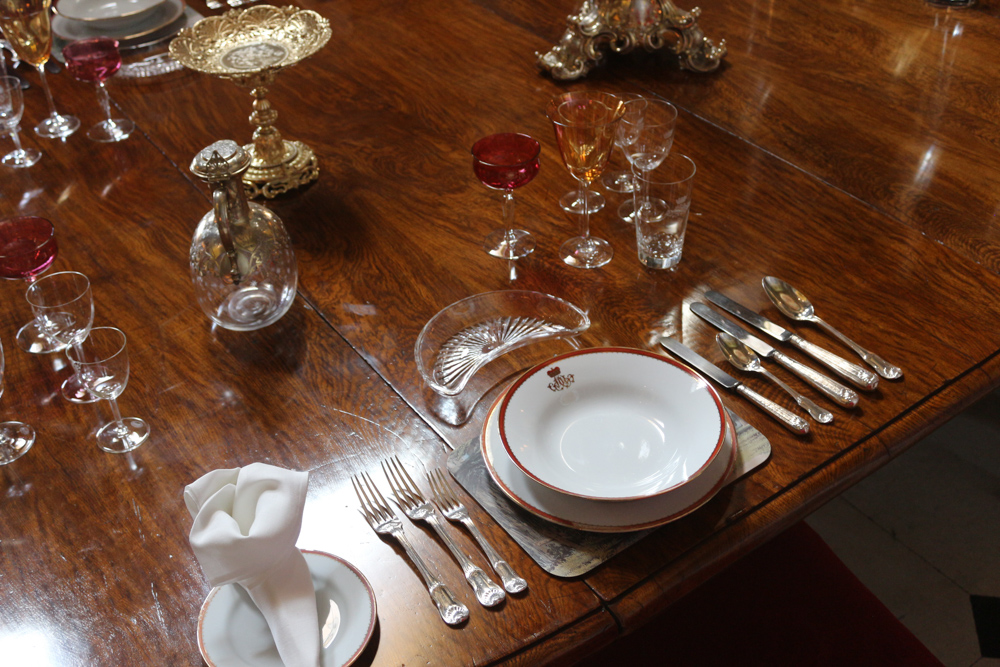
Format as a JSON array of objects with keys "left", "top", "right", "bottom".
[{"left": 189, "top": 140, "right": 297, "bottom": 331}]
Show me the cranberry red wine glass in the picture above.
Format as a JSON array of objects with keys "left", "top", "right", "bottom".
[
  {"left": 471, "top": 133, "right": 540, "bottom": 260},
  {"left": 66, "top": 327, "right": 149, "bottom": 453},
  {"left": 25, "top": 271, "right": 99, "bottom": 403},
  {"left": 0, "top": 216, "right": 64, "bottom": 354},
  {"left": 62, "top": 38, "right": 134, "bottom": 143},
  {"left": 0, "top": 336, "right": 36, "bottom": 467},
  {"left": 0, "top": 74, "right": 41, "bottom": 167},
  {"left": 546, "top": 91, "right": 624, "bottom": 269},
  {"left": 0, "top": 0, "right": 80, "bottom": 139}
]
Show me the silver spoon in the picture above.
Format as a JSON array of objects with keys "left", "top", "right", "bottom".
[
  {"left": 717, "top": 332, "right": 834, "bottom": 423},
  {"left": 762, "top": 277, "right": 903, "bottom": 380}
]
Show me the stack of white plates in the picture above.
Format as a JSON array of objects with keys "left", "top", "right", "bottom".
[
  {"left": 54, "top": 0, "right": 188, "bottom": 49},
  {"left": 483, "top": 347, "right": 736, "bottom": 532}
]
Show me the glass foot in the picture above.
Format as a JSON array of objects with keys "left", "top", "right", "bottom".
[
  {"left": 2, "top": 147, "right": 42, "bottom": 168},
  {"left": 97, "top": 417, "right": 150, "bottom": 454},
  {"left": 602, "top": 169, "right": 637, "bottom": 193},
  {"left": 560, "top": 236, "right": 613, "bottom": 269},
  {"left": 61, "top": 375, "right": 100, "bottom": 404},
  {"left": 16, "top": 320, "right": 68, "bottom": 354},
  {"left": 0, "top": 422, "right": 36, "bottom": 464},
  {"left": 560, "top": 189, "right": 605, "bottom": 214},
  {"left": 87, "top": 119, "right": 134, "bottom": 143},
  {"left": 35, "top": 113, "right": 80, "bottom": 139},
  {"left": 484, "top": 228, "right": 535, "bottom": 259}
]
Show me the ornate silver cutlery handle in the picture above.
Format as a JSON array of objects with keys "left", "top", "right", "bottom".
[
  {"left": 387, "top": 524, "right": 469, "bottom": 625},
  {"left": 735, "top": 384, "right": 810, "bottom": 434},
  {"left": 771, "top": 350, "right": 859, "bottom": 408},
  {"left": 814, "top": 317, "right": 903, "bottom": 380},
  {"left": 788, "top": 333, "right": 879, "bottom": 391},
  {"left": 759, "top": 368, "right": 833, "bottom": 423},
  {"left": 425, "top": 514, "right": 505, "bottom": 607},
  {"left": 457, "top": 516, "right": 527, "bottom": 594}
]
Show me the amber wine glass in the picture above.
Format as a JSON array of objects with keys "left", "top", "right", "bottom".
[
  {"left": 0, "top": 0, "right": 79, "bottom": 139},
  {"left": 545, "top": 91, "right": 624, "bottom": 269}
]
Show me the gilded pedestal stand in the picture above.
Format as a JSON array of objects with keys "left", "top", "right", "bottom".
[{"left": 170, "top": 5, "right": 332, "bottom": 198}]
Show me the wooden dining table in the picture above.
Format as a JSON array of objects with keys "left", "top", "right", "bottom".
[{"left": 2, "top": 0, "right": 999, "bottom": 663}]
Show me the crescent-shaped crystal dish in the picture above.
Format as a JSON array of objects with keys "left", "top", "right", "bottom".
[{"left": 415, "top": 291, "right": 590, "bottom": 396}]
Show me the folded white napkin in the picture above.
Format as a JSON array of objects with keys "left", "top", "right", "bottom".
[{"left": 185, "top": 463, "right": 320, "bottom": 667}]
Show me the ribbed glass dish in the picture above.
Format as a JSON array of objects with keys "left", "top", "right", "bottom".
[{"left": 415, "top": 291, "right": 590, "bottom": 396}]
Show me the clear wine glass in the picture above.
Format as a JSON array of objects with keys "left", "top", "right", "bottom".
[
  {"left": 0, "top": 216, "right": 64, "bottom": 354},
  {"left": 471, "top": 133, "right": 540, "bottom": 260},
  {"left": 0, "top": 74, "right": 39, "bottom": 167},
  {"left": 619, "top": 98, "right": 677, "bottom": 224},
  {"left": 0, "top": 0, "right": 80, "bottom": 139},
  {"left": 62, "top": 38, "right": 133, "bottom": 142},
  {"left": 600, "top": 92, "right": 644, "bottom": 194},
  {"left": 0, "top": 336, "right": 36, "bottom": 467},
  {"left": 66, "top": 327, "right": 149, "bottom": 453},
  {"left": 25, "top": 271, "right": 99, "bottom": 403},
  {"left": 545, "top": 91, "right": 624, "bottom": 269}
]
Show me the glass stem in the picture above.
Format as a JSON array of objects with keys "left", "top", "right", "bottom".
[
  {"left": 106, "top": 397, "right": 129, "bottom": 436},
  {"left": 35, "top": 65, "right": 61, "bottom": 120},
  {"left": 96, "top": 82, "right": 113, "bottom": 126},
  {"left": 9, "top": 127, "right": 23, "bottom": 153},
  {"left": 501, "top": 190, "right": 515, "bottom": 247},
  {"left": 632, "top": 166, "right": 649, "bottom": 221},
  {"left": 579, "top": 181, "right": 591, "bottom": 240},
  {"left": 71, "top": 342, "right": 88, "bottom": 385}
]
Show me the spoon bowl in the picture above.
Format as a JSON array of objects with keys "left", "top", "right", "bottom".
[
  {"left": 717, "top": 332, "right": 834, "bottom": 423},
  {"left": 762, "top": 276, "right": 816, "bottom": 321},
  {"left": 762, "top": 276, "right": 903, "bottom": 380}
]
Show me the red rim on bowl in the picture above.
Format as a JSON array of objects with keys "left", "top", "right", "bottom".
[{"left": 497, "top": 347, "right": 727, "bottom": 502}]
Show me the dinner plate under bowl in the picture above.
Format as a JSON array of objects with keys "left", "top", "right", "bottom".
[
  {"left": 53, "top": 0, "right": 184, "bottom": 42},
  {"left": 498, "top": 347, "right": 727, "bottom": 501},
  {"left": 56, "top": 0, "right": 167, "bottom": 31},
  {"left": 484, "top": 387, "right": 736, "bottom": 532}
]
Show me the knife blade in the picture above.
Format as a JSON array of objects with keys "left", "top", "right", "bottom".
[
  {"left": 658, "top": 337, "right": 809, "bottom": 435},
  {"left": 704, "top": 291, "right": 879, "bottom": 391},
  {"left": 690, "top": 303, "right": 859, "bottom": 408}
]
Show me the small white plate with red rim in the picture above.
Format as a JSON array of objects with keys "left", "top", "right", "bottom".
[
  {"left": 198, "top": 550, "right": 377, "bottom": 667},
  {"left": 484, "top": 387, "right": 737, "bottom": 532},
  {"left": 498, "top": 347, "right": 727, "bottom": 501}
]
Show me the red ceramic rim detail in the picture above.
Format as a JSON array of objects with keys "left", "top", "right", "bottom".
[{"left": 497, "top": 347, "right": 727, "bottom": 502}]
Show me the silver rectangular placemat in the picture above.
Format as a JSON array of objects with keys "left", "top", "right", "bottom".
[{"left": 447, "top": 408, "right": 771, "bottom": 578}]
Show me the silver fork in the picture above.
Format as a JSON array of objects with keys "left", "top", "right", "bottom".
[
  {"left": 383, "top": 457, "right": 506, "bottom": 607},
  {"left": 427, "top": 469, "right": 528, "bottom": 594},
  {"left": 351, "top": 471, "right": 469, "bottom": 626}
]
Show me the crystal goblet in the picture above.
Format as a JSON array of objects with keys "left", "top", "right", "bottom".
[
  {"left": 0, "top": 0, "right": 80, "bottom": 139},
  {"left": 471, "top": 133, "right": 540, "bottom": 260},
  {"left": 619, "top": 98, "right": 677, "bottom": 224},
  {"left": 0, "top": 336, "right": 35, "bottom": 467},
  {"left": 62, "top": 38, "right": 134, "bottom": 142},
  {"left": 66, "top": 327, "right": 149, "bottom": 453},
  {"left": 0, "top": 74, "right": 40, "bottom": 167},
  {"left": 546, "top": 91, "right": 624, "bottom": 269},
  {"left": 25, "top": 271, "right": 99, "bottom": 403},
  {"left": 0, "top": 216, "right": 64, "bottom": 353}
]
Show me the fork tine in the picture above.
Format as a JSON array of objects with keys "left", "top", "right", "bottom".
[
  {"left": 357, "top": 471, "right": 390, "bottom": 522},
  {"left": 383, "top": 457, "right": 420, "bottom": 506},
  {"left": 392, "top": 455, "right": 425, "bottom": 499},
  {"left": 426, "top": 469, "right": 445, "bottom": 504},
  {"left": 427, "top": 469, "right": 454, "bottom": 510},
  {"left": 362, "top": 471, "right": 392, "bottom": 520}
]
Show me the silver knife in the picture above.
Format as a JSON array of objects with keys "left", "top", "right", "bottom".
[
  {"left": 659, "top": 337, "right": 810, "bottom": 435},
  {"left": 690, "top": 303, "right": 859, "bottom": 408},
  {"left": 704, "top": 291, "right": 879, "bottom": 391}
]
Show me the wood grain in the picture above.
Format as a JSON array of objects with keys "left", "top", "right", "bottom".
[{"left": 2, "top": 0, "right": 1000, "bottom": 663}]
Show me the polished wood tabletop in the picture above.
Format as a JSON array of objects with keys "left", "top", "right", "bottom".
[{"left": 2, "top": 0, "right": 999, "bottom": 664}]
